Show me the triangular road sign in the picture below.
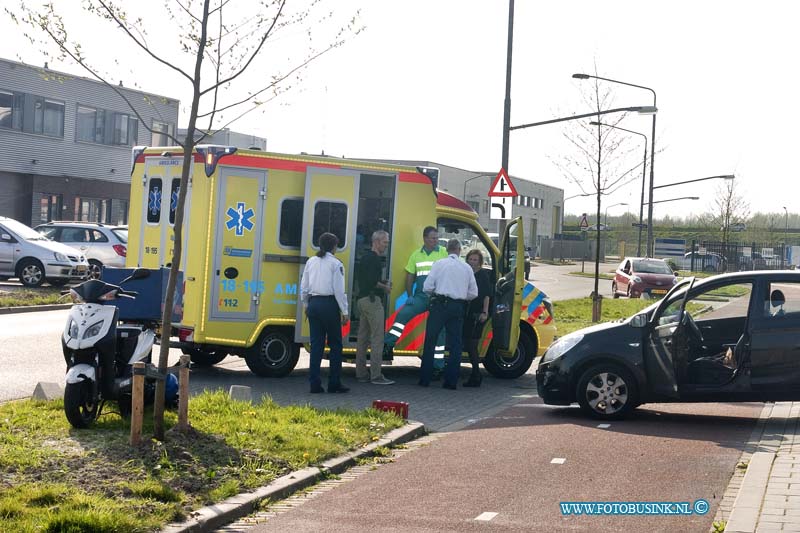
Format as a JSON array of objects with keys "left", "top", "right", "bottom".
[{"left": 488, "top": 168, "right": 519, "bottom": 197}]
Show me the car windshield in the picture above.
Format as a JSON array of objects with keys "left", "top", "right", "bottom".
[
  {"left": 112, "top": 227, "right": 128, "bottom": 243},
  {"left": 633, "top": 259, "right": 673, "bottom": 274},
  {"left": 1, "top": 219, "right": 48, "bottom": 241}
]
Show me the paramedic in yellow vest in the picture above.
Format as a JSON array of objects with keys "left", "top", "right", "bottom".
[{"left": 384, "top": 226, "right": 449, "bottom": 375}]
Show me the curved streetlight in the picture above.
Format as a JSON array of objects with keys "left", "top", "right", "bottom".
[
  {"left": 604, "top": 202, "right": 628, "bottom": 227},
  {"left": 643, "top": 196, "right": 700, "bottom": 205},
  {"left": 462, "top": 173, "right": 496, "bottom": 202},
  {"left": 653, "top": 174, "right": 735, "bottom": 190},
  {"left": 590, "top": 121, "right": 648, "bottom": 255},
  {"left": 574, "top": 73, "right": 658, "bottom": 256},
  {"left": 554, "top": 193, "right": 592, "bottom": 261}
]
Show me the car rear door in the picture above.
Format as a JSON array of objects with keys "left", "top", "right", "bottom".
[{"left": 750, "top": 278, "right": 800, "bottom": 391}]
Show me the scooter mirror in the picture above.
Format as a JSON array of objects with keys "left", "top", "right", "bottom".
[{"left": 120, "top": 268, "right": 151, "bottom": 284}]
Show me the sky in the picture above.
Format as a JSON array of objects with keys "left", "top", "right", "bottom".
[{"left": 2, "top": 0, "right": 796, "bottom": 220}]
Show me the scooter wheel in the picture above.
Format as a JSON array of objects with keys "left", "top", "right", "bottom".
[{"left": 64, "top": 380, "right": 98, "bottom": 429}]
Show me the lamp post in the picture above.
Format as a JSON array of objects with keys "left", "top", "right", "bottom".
[
  {"left": 653, "top": 174, "right": 735, "bottom": 190},
  {"left": 573, "top": 73, "right": 657, "bottom": 256},
  {"left": 589, "top": 121, "right": 648, "bottom": 255},
  {"left": 604, "top": 202, "right": 628, "bottom": 227},
  {"left": 784, "top": 206, "right": 789, "bottom": 268},
  {"left": 643, "top": 196, "right": 700, "bottom": 205}
]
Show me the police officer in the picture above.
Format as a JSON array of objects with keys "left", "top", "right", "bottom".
[
  {"left": 419, "top": 238, "right": 478, "bottom": 389},
  {"left": 384, "top": 226, "right": 448, "bottom": 377},
  {"left": 300, "top": 232, "right": 350, "bottom": 393}
]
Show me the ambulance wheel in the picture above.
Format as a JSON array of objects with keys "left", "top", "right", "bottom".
[
  {"left": 483, "top": 329, "right": 536, "bottom": 379},
  {"left": 245, "top": 328, "right": 300, "bottom": 377},
  {"left": 181, "top": 347, "right": 228, "bottom": 367}
]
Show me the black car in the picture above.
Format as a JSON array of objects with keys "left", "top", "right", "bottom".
[{"left": 537, "top": 270, "right": 800, "bottom": 419}]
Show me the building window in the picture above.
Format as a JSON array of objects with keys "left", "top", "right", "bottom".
[
  {"left": 312, "top": 201, "right": 347, "bottom": 248},
  {"left": 482, "top": 200, "right": 489, "bottom": 214},
  {"left": 113, "top": 112, "right": 138, "bottom": 145},
  {"left": 32, "top": 97, "right": 64, "bottom": 137},
  {"left": 0, "top": 90, "right": 23, "bottom": 130},
  {"left": 467, "top": 200, "right": 479, "bottom": 213},
  {"left": 76, "top": 105, "right": 103, "bottom": 142},
  {"left": 279, "top": 198, "right": 303, "bottom": 247},
  {"left": 117, "top": 200, "right": 129, "bottom": 225},
  {"left": 152, "top": 120, "right": 174, "bottom": 146},
  {"left": 39, "top": 194, "right": 62, "bottom": 223},
  {"left": 525, "top": 196, "right": 532, "bottom": 207},
  {"left": 74, "top": 197, "right": 108, "bottom": 223}
]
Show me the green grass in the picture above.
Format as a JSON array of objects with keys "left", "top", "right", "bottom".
[
  {"left": 553, "top": 297, "right": 654, "bottom": 336},
  {"left": 0, "top": 392, "right": 404, "bottom": 532},
  {"left": 0, "top": 288, "right": 63, "bottom": 307},
  {"left": 568, "top": 271, "right": 615, "bottom": 280}
]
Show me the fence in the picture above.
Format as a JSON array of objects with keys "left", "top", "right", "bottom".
[
  {"left": 676, "top": 240, "right": 792, "bottom": 273},
  {"left": 540, "top": 235, "right": 607, "bottom": 262}
]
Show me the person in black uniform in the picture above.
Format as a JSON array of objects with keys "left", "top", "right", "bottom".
[
  {"left": 300, "top": 232, "right": 350, "bottom": 393},
  {"left": 463, "top": 249, "right": 492, "bottom": 387}
]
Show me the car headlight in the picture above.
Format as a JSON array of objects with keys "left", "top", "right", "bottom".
[
  {"left": 54, "top": 252, "right": 68, "bottom": 262},
  {"left": 541, "top": 333, "right": 584, "bottom": 363},
  {"left": 83, "top": 321, "right": 104, "bottom": 339},
  {"left": 68, "top": 319, "right": 79, "bottom": 339},
  {"left": 632, "top": 276, "right": 642, "bottom": 283}
]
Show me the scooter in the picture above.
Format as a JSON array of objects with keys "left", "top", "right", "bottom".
[{"left": 61, "top": 268, "right": 158, "bottom": 428}]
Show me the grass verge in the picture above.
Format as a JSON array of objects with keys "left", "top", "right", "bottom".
[
  {"left": 0, "top": 391, "right": 404, "bottom": 532},
  {"left": 0, "top": 288, "right": 63, "bottom": 307},
  {"left": 553, "top": 297, "right": 654, "bottom": 336},
  {"left": 568, "top": 271, "right": 615, "bottom": 280}
]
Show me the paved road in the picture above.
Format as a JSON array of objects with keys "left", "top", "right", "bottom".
[{"left": 243, "top": 400, "right": 761, "bottom": 533}]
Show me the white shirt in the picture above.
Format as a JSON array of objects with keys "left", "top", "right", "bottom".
[
  {"left": 300, "top": 252, "right": 349, "bottom": 315},
  {"left": 423, "top": 254, "right": 478, "bottom": 301}
]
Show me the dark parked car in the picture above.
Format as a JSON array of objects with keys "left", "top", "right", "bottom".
[
  {"left": 612, "top": 257, "right": 677, "bottom": 299},
  {"left": 537, "top": 270, "right": 800, "bottom": 419}
]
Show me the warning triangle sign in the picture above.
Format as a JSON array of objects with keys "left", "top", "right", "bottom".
[{"left": 488, "top": 168, "right": 519, "bottom": 197}]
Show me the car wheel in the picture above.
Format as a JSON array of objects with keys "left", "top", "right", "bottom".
[
  {"left": 18, "top": 259, "right": 45, "bottom": 287},
  {"left": 244, "top": 328, "right": 300, "bottom": 377},
  {"left": 182, "top": 346, "right": 228, "bottom": 367},
  {"left": 576, "top": 363, "right": 639, "bottom": 420},
  {"left": 483, "top": 329, "right": 536, "bottom": 379},
  {"left": 611, "top": 282, "right": 619, "bottom": 299},
  {"left": 88, "top": 260, "right": 103, "bottom": 280}
]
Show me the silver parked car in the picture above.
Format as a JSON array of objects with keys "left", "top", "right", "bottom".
[
  {"left": 0, "top": 216, "right": 89, "bottom": 287},
  {"left": 35, "top": 222, "right": 128, "bottom": 280}
]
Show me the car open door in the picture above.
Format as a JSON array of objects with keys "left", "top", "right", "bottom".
[
  {"left": 492, "top": 217, "right": 525, "bottom": 354},
  {"left": 646, "top": 278, "right": 695, "bottom": 398}
]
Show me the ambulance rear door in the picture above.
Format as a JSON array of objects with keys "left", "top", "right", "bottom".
[
  {"left": 295, "top": 167, "right": 360, "bottom": 343},
  {"left": 138, "top": 156, "right": 191, "bottom": 270}
]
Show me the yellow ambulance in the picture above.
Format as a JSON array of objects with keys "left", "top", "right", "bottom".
[{"left": 126, "top": 146, "right": 556, "bottom": 379}]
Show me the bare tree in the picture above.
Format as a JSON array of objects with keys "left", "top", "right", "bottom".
[
  {"left": 10, "top": 0, "right": 361, "bottom": 439},
  {"left": 550, "top": 72, "right": 646, "bottom": 318},
  {"left": 708, "top": 178, "right": 750, "bottom": 249}
]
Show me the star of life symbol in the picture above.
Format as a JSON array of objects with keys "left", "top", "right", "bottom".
[
  {"left": 170, "top": 185, "right": 180, "bottom": 214},
  {"left": 148, "top": 186, "right": 162, "bottom": 216},
  {"left": 225, "top": 202, "right": 255, "bottom": 236}
]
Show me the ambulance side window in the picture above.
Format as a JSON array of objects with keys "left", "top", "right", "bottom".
[
  {"left": 312, "top": 201, "right": 347, "bottom": 248},
  {"left": 168, "top": 178, "right": 180, "bottom": 225},
  {"left": 147, "top": 178, "right": 163, "bottom": 224},
  {"left": 279, "top": 198, "right": 303, "bottom": 247}
]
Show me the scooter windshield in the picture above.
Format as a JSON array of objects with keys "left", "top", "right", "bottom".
[{"left": 72, "top": 279, "right": 120, "bottom": 304}]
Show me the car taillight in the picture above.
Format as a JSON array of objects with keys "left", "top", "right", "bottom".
[{"left": 113, "top": 244, "right": 127, "bottom": 257}]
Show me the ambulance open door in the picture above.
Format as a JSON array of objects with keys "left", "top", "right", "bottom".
[
  {"left": 295, "top": 167, "right": 360, "bottom": 343},
  {"left": 492, "top": 217, "right": 525, "bottom": 354}
]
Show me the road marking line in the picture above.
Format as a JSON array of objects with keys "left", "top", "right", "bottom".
[
  {"left": 551, "top": 457, "right": 566, "bottom": 464},
  {"left": 515, "top": 403, "right": 538, "bottom": 407},
  {"left": 597, "top": 423, "right": 611, "bottom": 429},
  {"left": 474, "top": 512, "right": 498, "bottom": 521},
  {"left": 512, "top": 394, "right": 536, "bottom": 399}
]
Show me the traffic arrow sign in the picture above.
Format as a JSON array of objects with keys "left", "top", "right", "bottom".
[{"left": 488, "top": 168, "right": 519, "bottom": 197}]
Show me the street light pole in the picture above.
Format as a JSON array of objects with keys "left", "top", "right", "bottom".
[
  {"left": 653, "top": 174, "right": 735, "bottom": 190},
  {"left": 643, "top": 196, "right": 700, "bottom": 205},
  {"left": 499, "top": 0, "right": 515, "bottom": 238},
  {"left": 590, "top": 121, "right": 648, "bottom": 255},
  {"left": 573, "top": 73, "right": 657, "bottom": 256},
  {"left": 784, "top": 206, "right": 789, "bottom": 268},
  {"left": 604, "top": 202, "right": 628, "bottom": 227}
]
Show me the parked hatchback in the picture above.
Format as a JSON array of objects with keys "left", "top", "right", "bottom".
[
  {"left": 612, "top": 257, "right": 677, "bottom": 299},
  {"left": 538, "top": 270, "right": 800, "bottom": 419},
  {"left": 35, "top": 222, "right": 127, "bottom": 279},
  {"left": 0, "top": 216, "right": 89, "bottom": 287}
]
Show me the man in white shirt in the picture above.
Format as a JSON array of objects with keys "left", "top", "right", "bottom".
[{"left": 419, "top": 238, "right": 478, "bottom": 389}]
